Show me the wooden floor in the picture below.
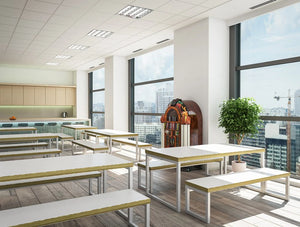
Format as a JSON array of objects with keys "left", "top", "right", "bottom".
[{"left": 0, "top": 147, "right": 300, "bottom": 227}]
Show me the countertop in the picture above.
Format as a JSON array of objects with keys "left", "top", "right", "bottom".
[{"left": 0, "top": 118, "right": 90, "bottom": 123}]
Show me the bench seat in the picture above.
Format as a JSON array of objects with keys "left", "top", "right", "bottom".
[
  {"left": 185, "top": 168, "right": 290, "bottom": 223},
  {"left": 112, "top": 138, "right": 152, "bottom": 161},
  {"left": 56, "top": 133, "right": 74, "bottom": 152},
  {"left": 138, "top": 158, "right": 223, "bottom": 191},
  {"left": 0, "top": 171, "right": 102, "bottom": 194},
  {"left": 0, "top": 189, "right": 150, "bottom": 227},
  {"left": 71, "top": 140, "right": 108, "bottom": 155},
  {"left": 0, "top": 142, "right": 48, "bottom": 149},
  {"left": 0, "top": 148, "right": 61, "bottom": 158}
]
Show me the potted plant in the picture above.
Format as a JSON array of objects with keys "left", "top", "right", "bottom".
[{"left": 218, "top": 97, "right": 262, "bottom": 172}]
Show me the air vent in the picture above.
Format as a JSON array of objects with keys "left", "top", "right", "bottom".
[
  {"left": 250, "top": 0, "right": 276, "bottom": 10},
  {"left": 156, "top": 39, "right": 170, "bottom": 44},
  {"left": 133, "top": 48, "right": 143, "bottom": 53}
]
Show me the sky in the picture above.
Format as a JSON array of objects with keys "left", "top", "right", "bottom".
[{"left": 240, "top": 2, "right": 300, "bottom": 113}]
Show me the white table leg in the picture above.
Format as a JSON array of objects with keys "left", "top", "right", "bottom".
[
  {"left": 135, "top": 136, "right": 139, "bottom": 161},
  {"left": 145, "top": 203, "right": 150, "bottom": 227},
  {"left": 286, "top": 176, "right": 290, "bottom": 201},
  {"left": 103, "top": 170, "right": 107, "bottom": 193},
  {"left": 260, "top": 152, "right": 265, "bottom": 167},
  {"left": 176, "top": 162, "right": 181, "bottom": 212},
  {"left": 146, "top": 155, "right": 150, "bottom": 194},
  {"left": 128, "top": 167, "right": 133, "bottom": 189},
  {"left": 109, "top": 138, "right": 112, "bottom": 154}
]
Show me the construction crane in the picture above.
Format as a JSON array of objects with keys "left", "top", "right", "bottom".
[{"left": 273, "top": 89, "right": 291, "bottom": 172}]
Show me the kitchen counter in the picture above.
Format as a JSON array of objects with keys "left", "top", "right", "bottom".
[{"left": 0, "top": 118, "right": 90, "bottom": 123}]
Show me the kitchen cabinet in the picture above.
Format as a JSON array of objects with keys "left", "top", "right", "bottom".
[
  {"left": 12, "top": 86, "right": 23, "bottom": 105},
  {"left": 34, "top": 87, "right": 46, "bottom": 105},
  {"left": 24, "top": 86, "right": 35, "bottom": 105},
  {"left": 46, "top": 87, "right": 56, "bottom": 105},
  {"left": 66, "top": 87, "right": 76, "bottom": 105},
  {"left": 55, "top": 87, "right": 66, "bottom": 105},
  {"left": 0, "top": 85, "right": 12, "bottom": 105}
]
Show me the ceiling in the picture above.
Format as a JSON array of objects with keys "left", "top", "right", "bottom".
[{"left": 0, "top": 0, "right": 293, "bottom": 71}]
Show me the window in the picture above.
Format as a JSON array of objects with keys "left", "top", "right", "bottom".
[
  {"left": 129, "top": 45, "right": 174, "bottom": 147},
  {"left": 232, "top": 2, "right": 300, "bottom": 176},
  {"left": 89, "top": 68, "right": 105, "bottom": 128}
]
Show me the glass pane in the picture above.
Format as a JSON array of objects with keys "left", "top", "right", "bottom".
[
  {"left": 241, "top": 2, "right": 300, "bottom": 65},
  {"left": 240, "top": 62, "right": 300, "bottom": 116},
  {"left": 93, "top": 91, "right": 105, "bottom": 112},
  {"left": 93, "top": 68, "right": 105, "bottom": 90},
  {"left": 92, "top": 113, "right": 105, "bottom": 129},
  {"left": 134, "top": 81, "right": 173, "bottom": 113},
  {"left": 241, "top": 120, "right": 300, "bottom": 177},
  {"left": 134, "top": 115, "right": 161, "bottom": 147},
  {"left": 134, "top": 45, "right": 174, "bottom": 83}
]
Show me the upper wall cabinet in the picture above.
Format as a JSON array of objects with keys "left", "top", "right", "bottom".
[{"left": 0, "top": 84, "right": 76, "bottom": 106}]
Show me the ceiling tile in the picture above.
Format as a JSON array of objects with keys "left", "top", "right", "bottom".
[
  {"left": 201, "top": 0, "right": 230, "bottom": 8},
  {"left": 18, "top": 19, "right": 45, "bottom": 29},
  {"left": 55, "top": 5, "right": 87, "bottom": 20},
  {"left": 0, "top": 0, "right": 27, "bottom": 9},
  {"left": 162, "top": 15, "right": 189, "bottom": 25},
  {"left": 21, "top": 10, "right": 52, "bottom": 22},
  {"left": 26, "top": 0, "right": 59, "bottom": 14},
  {"left": 180, "top": 5, "right": 208, "bottom": 17},
  {"left": 142, "top": 11, "right": 173, "bottom": 23},
  {"left": 37, "top": 0, "right": 63, "bottom": 4},
  {"left": 178, "top": 0, "right": 207, "bottom": 4},
  {"left": 15, "top": 26, "right": 40, "bottom": 34},
  {"left": 91, "top": 1, "right": 127, "bottom": 14},
  {"left": 129, "top": 20, "right": 156, "bottom": 29},
  {"left": 0, "top": 24, "right": 15, "bottom": 32},
  {"left": 158, "top": 0, "right": 196, "bottom": 14},
  {"left": 62, "top": 0, "right": 99, "bottom": 8},
  {"left": 0, "top": 15, "right": 19, "bottom": 26},
  {"left": 0, "top": 6, "right": 22, "bottom": 18},
  {"left": 47, "top": 15, "right": 77, "bottom": 26},
  {"left": 132, "top": 0, "right": 170, "bottom": 9},
  {"left": 12, "top": 32, "right": 37, "bottom": 41}
]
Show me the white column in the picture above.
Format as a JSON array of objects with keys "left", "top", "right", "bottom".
[
  {"left": 75, "top": 70, "right": 89, "bottom": 119},
  {"left": 105, "top": 56, "right": 128, "bottom": 131},
  {"left": 174, "top": 17, "right": 229, "bottom": 144}
]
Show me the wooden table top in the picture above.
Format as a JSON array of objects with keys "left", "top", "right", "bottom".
[
  {"left": 0, "top": 133, "right": 59, "bottom": 142},
  {"left": 145, "top": 144, "right": 265, "bottom": 162},
  {"left": 85, "top": 129, "right": 138, "bottom": 137},
  {"left": 0, "top": 153, "right": 133, "bottom": 182},
  {"left": 61, "top": 125, "right": 97, "bottom": 130},
  {"left": 0, "top": 127, "right": 37, "bottom": 132}
]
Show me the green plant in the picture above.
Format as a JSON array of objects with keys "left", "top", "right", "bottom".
[{"left": 218, "top": 97, "right": 262, "bottom": 162}]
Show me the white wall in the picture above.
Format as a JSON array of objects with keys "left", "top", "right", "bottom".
[
  {"left": 75, "top": 70, "right": 89, "bottom": 119},
  {"left": 0, "top": 65, "right": 75, "bottom": 85},
  {"left": 174, "top": 17, "right": 229, "bottom": 144},
  {"left": 105, "top": 56, "right": 128, "bottom": 130}
]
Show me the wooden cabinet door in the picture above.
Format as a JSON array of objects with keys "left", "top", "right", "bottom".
[
  {"left": 46, "top": 87, "right": 56, "bottom": 105},
  {"left": 12, "top": 86, "right": 24, "bottom": 105},
  {"left": 34, "top": 87, "right": 46, "bottom": 105},
  {"left": 24, "top": 86, "right": 35, "bottom": 105},
  {"left": 65, "top": 87, "right": 76, "bottom": 105},
  {"left": 55, "top": 87, "right": 66, "bottom": 105},
  {"left": 0, "top": 85, "right": 12, "bottom": 105}
]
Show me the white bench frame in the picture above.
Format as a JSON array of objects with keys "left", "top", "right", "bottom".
[
  {"left": 112, "top": 138, "right": 152, "bottom": 161},
  {"left": 185, "top": 168, "right": 290, "bottom": 223},
  {"left": 0, "top": 148, "right": 61, "bottom": 158},
  {"left": 138, "top": 158, "right": 223, "bottom": 192},
  {"left": 0, "top": 171, "right": 102, "bottom": 195},
  {"left": 0, "top": 142, "right": 48, "bottom": 150},
  {"left": 0, "top": 189, "right": 150, "bottom": 227},
  {"left": 71, "top": 139, "right": 108, "bottom": 155}
]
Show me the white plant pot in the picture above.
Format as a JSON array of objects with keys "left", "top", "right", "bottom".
[{"left": 232, "top": 160, "right": 247, "bottom": 172}]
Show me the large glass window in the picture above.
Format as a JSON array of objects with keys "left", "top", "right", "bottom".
[
  {"left": 233, "top": 2, "right": 300, "bottom": 177},
  {"left": 89, "top": 68, "right": 105, "bottom": 129},
  {"left": 129, "top": 45, "right": 174, "bottom": 147}
]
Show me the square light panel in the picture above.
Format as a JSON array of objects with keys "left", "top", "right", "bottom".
[
  {"left": 88, "top": 29, "right": 113, "bottom": 38},
  {"left": 118, "top": 5, "right": 152, "bottom": 19},
  {"left": 46, "top": 62, "right": 58, "bottom": 66},
  {"left": 55, "top": 55, "right": 72, "bottom": 59},
  {"left": 68, "top": 45, "right": 89, "bottom": 50}
]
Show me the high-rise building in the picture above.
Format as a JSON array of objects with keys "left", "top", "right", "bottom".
[
  {"left": 156, "top": 88, "right": 173, "bottom": 113},
  {"left": 294, "top": 89, "right": 300, "bottom": 116}
]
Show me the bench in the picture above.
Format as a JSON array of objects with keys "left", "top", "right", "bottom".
[
  {"left": 0, "top": 171, "right": 102, "bottom": 195},
  {"left": 57, "top": 133, "right": 74, "bottom": 152},
  {"left": 71, "top": 140, "right": 108, "bottom": 155},
  {"left": 0, "top": 148, "right": 61, "bottom": 158},
  {"left": 112, "top": 138, "right": 152, "bottom": 161},
  {"left": 137, "top": 158, "right": 223, "bottom": 192},
  {"left": 185, "top": 168, "right": 290, "bottom": 223},
  {"left": 0, "top": 142, "right": 48, "bottom": 150},
  {"left": 0, "top": 189, "right": 150, "bottom": 227}
]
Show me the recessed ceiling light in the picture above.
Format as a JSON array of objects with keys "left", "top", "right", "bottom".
[
  {"left": 156, "top": 39, "right": 170, "bottom": 44},
  {"left": 88, "top": 29, "right": 113, "bottom": 38},
  {"left": 68, "top": 44, "right": 89, "bottom": 50},
  {"left": 133, "top": 48, "right": 143, "bottom": 53},
  {"left": 118, "top": 5, "right": 152, "bottom": 19},
  {"left": 55, "top": 55, "right": 72, "bottom": 59},
  {"left": 46, "top": 62, "right": 58, "bottom": 66},
  {"left": 250, "top": 0, "right": 276, "bottom": 9}
]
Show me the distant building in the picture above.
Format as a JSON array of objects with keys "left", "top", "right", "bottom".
[
  {"left": 294, "top": 89, "right": 300, "bottom": 116},
  {"left": 156, "top": 88, "right": 173, "bottom": 113}
]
